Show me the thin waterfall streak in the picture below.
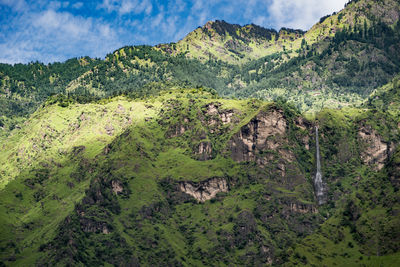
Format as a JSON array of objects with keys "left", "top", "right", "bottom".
[
  {"left": 314, "top": 126, "right": 325, "bottom": 204},
  {"left": 316, "top": 127, "right": 321, "bottom": 171}
]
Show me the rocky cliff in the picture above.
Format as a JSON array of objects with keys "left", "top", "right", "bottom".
[
  {"left": 179, "top": 178, "right": 229, "bottom": 202},
  {"left": 228, "top": 109, "right": 289, "bottom": 164},
  {"left": 358, "top": 124, "right": 393, "bottom": 170}
]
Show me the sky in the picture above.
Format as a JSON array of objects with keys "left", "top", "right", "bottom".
[{"left": 0, "top": 0, "right": 348, "bottom": 64}]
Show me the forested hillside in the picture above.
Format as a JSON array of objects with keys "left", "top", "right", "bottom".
[
  {"left": 1, "top": 0, "right": 400, "bottom": 134},
  {"left": 0, "top": 0, "right": 400, "bottom": 266},
  {"left": 0, "top": 87, "right": 399, "bottom": 266}
]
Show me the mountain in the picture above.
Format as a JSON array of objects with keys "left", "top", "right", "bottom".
[
  {"left": 0, "top": 87, "right": 399, "bottom": 265},
  {"left": 156, "top": 20, "right": 305, "bottom": 63},
  {"left": 1, "top": 0, "right": 400, "bottom": 265},
  {"left": 1, "top": 0, "right": 400, "bottom": 130}
]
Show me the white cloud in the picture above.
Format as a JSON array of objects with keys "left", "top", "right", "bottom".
[
  {"left": 0, "top": 40, "right": 40, "bottom": 64},
  {"left": 99, "top": 24, "right": 114, "bottom": 38},
  {"left": 244, "top": 0, "right": 258, "bottom": 19},
  {"left": 253, "top": 15, "right": 269, "bottom": 27},
  {"left": 0, "top": 0, "right": 27, "bottom": 12},
  {"left": 98, "top": 0, "right": 119, "bottom": 13},
  {"left": 99, "top": 0, "right": 153, "bottom": 15},
  {"left": 0, "top": 6, "right": 122, "bottom": 63},
  {"left": 151, "top": 11, "right": 164, "bottom": 28},
  {"left": 268, "top": 0, "right": 348, "bottom": 30},
  {"left": 47, "top": 1, "right": 63, "bottom": 10},
  {"left": 72, "top": 2, "right": 83, "bottom": 9},
  {"left": 171, "top": 0, "right": 186, "bottom": 13},
  {"left": 33, "top": 9, "right": 92, "bottom": 37},
  {"left": 191, "top": 0, "right": 203, "bottom": 11}
]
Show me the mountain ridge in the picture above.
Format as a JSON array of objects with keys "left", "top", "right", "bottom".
[{"left": 156, "top": 19, "right": 305, "bottom": 63}]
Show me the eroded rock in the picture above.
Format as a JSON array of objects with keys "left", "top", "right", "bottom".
[
  {"left": 111, "top": 180, "right": 123, "bottom": 194},
  {"left": 179, "top": 178, "right": 228, "bottom": 202},
  {"left": 358, "top": 125, "right": 390, "bottom": 170},
  {"left": 204, "top": 103, "right": 236, "bottom": 128},
  {"left": 206, "top": 104, "right": 219, "bottom": 115},
  {"left": 295, "top": 116, "right": 312, "bottom": 150},
  {"left": 228, "top": 109, "right": 291, "bottom": 164},
  {"left": 288, "top": 202, "right": 318, "bottom": 214},
  {"left": 196, "top": 141, "right": 213, "bottom": 161}
]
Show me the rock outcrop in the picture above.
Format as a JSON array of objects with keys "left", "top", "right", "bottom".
[
  {"left": 205, "top": 103, "right": 235, "bottom": 125},
  {"left": 179, "top": 178, "right": 228, "bottom": 202},
  {"left": 358, "top": 125, "right": 391, "bottom": 170},
  {"left": 203, "top": 103, "right": 237, "bottom": 134},
  {"left": 288, "top": 202, "right": 318, "bottom": 214},
  {"left": 111, "top": 180, "right": 123, "bottom": 194},
  {"left": 196, "top": 141, "right": 213, "bottom": 160},
  {"left": 191, "top": 102, "right": 238, "bottom": 160},
  {"left": 228, "top": 108, "right": 292, "bottom": 166},
  {"left": 295, "top": 116, "right": 312, "bottom": 150}
]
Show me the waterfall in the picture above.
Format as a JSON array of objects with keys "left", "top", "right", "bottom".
[{"left": 314, "top": 126, "right": 325, "bottom": 205}]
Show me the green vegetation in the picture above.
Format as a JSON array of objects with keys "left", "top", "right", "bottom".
[
  {"left": 0, "top": 0, "right": 399, "bottom": 265},
  {"left": 0, "top": 87, "right": 399, "bottom": 266}
]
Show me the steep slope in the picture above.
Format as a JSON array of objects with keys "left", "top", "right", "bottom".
[
  {"left": 232, "top": 0, "right": 400, "bottom": 106},
  {"left": 0, "top": 58, "right": 99, "bottom": 132},
  {"left": 304, "top": 0, "right": 400, "bottom": 44},
  {"left": 1, "top": 88, "right": 399, "bottom": 266},
  {"left": 0, "top": 95, "right": 157, "bottom": 189},
  {"left": 366, "top": 73, "right": 400, "bottom": 116},
  {"left": 0, "top": 47, "right": 229, "bottom": 134}
]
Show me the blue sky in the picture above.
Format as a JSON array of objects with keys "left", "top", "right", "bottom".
[{"left": 0, "top": 0, "right": 348, "bottom": 64}]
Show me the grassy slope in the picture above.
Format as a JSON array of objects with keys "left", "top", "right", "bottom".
[
  {"left": 40, "top": 90, "right": 319, "bottom": 266},
  {"left": 0, "top": 97, "right": 156, "bottom": 189},
  {"left": 0, "top": 96, "right": 159, "bottom": 265},
  {"left": 1, "top": 87, "right": 398, "bottom": 266}
]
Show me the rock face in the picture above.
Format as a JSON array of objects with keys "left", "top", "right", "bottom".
[
  {"left": 358, "top": 125, "right": 390, "bottom": 170},
  {"left": 228, "top": 109, "right": 291, "bottom": 165},
  {"left": 192, "top": 102, "right": 238, "bottom": 160},
  {"left": 288, "top": 202, "right": 318, "bottom": 214},
  {"left": 179, "top": 178, "right": 228, "bottom": 202},
  {"left": 111, "top": 180, "right": 123, "bottom": 194},
  {"left": 196, "top": 141, "right": 213, "bottom": 160},
  {"left": 79, "top": 217, "right": 110, "bottom": 234},
  {"left": 204, "top": 103, "right": 236, "bottom": 130}
]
